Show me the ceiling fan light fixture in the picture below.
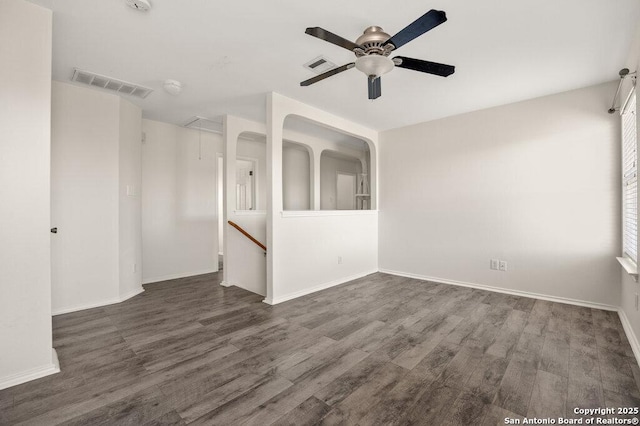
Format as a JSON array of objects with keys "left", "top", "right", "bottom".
[{"left": 355, "top": 55, "right": 394, "bottom": 78}]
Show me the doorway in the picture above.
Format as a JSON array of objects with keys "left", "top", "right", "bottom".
[
  {"left": 336, "top": 172, "right": 356, "bottom": 210},
  {"left": 236, "top": 157, "right": 257, "bottom": 211}
]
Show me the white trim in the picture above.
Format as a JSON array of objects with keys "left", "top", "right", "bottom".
[
  {"left": 379, "top": 268, "right": 619, "bottom": 312},
  {"left": 142, "top": 269, "right": 218, "bottom": 285},
  {"left": 617, "top": 257, "right": 639, "bottom": 281},
  {"left": 119, "top": 286, "right": 145, "bottom": 302},
  {"left": 232, "top": 210, "right": 267, "bottom": 216},
  {"left": 0, "top": 349, "right": 60, "bottom": 391},
  {"left": 225, "top": 281, "right": 266, "bottom": 297},
  {"left": 281, "top": 210, "right": 378, "bottom": 218},
  {"left": 52, "top": 287, "right": 145, "bottom": 316},
  {"left": 52, "top": 297, "right": 121, "bottom": 316},
  {"left": 619, "top": 309, "right": 640, "bottom": 367},
  {"left": 263, "top": 269, "right": 378, "bottom": 305}
]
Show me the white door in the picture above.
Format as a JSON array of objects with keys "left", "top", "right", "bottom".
[
  {"left": 336, "top": 172, "right": 356, "bottom": 210},
  {"left": 236, "top": 159, "right": 254, "bottom": 210}
]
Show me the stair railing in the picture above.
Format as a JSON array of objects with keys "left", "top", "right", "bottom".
[{"left": 227, "top": 220, "right": 266, "bottom": 253}]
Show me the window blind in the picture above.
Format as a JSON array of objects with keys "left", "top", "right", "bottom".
[{"left": 622, "top": 91, "right": 637, "bottom": 263}]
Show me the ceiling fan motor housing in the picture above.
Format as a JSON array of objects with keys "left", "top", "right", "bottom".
[{"left": 355, "top": 26, "right": 393, "bottom": 56}]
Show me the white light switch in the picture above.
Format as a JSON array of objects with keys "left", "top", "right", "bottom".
[
  {"left": 126, "top": 185, "right": 136, "bottom": 197},
  {"left": 490, "top": 259, "right": 499, "bottom": 270}
]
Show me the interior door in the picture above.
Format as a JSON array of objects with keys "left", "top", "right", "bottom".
[
  {"left": 336, "top": 172, "right": 356, "bottom": 210},
  {"left": 236, "top": 159, "right": 254, "bottom": 210}
]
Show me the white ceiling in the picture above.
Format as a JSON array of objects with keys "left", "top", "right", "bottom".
[{"left": 29, "top": 0, "right": 640, "bottom": 131}]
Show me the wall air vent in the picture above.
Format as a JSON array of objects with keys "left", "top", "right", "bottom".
[
  {"left": 303, "top": 56, "right": 337, "bottom": 74},
  {"left": 183, "top": 116, "right": 223, "bottom": 134},
  {"left": 71, "top": 69, "right": 153, "bottom": 99}
]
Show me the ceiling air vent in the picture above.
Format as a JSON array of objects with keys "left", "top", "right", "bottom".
[
  {"left": 71, "top": 69, "right": 153, "bottom": 99},
  {"left": 303, "top": 56, "right": 337, "bottom": 74},
  {"left": 184, "top": 116, "right": 223, "bottom": 134}
]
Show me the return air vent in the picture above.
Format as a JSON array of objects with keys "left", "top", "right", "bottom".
[
  {"left": 71, "top": 69, "right": 153, "bottom": 99},
  {"left": 303, "top": 56, "right": 337, "bottom": 74},
  {"left": 183, "top": 116, "right": 223, "bottom": 134}
]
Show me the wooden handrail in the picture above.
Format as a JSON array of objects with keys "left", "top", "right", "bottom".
[{"left": 228, "top": 221, "right": 267, "bottom": 252}]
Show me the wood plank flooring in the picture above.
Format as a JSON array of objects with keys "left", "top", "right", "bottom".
[{"left": 1, "top": 272, "right": 638, "bottom": 425}]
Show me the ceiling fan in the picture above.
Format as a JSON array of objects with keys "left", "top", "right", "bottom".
[{"left": 301, "top": 9, "right": 455, "bottom": 100}]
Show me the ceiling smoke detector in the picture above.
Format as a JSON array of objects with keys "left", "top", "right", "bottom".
[
  {"left": 126, "top": 0, "right": 151, "bottom": 11},
  {"left": 163, "top": 79, "right": 182, "bottom": 95}
]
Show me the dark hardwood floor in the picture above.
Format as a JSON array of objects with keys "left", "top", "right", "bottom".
[{"left": 1, "top": 272, "right": 639, "bottom": 425}]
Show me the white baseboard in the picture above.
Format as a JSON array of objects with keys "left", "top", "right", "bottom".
[
  {"left": 263, "top": 270, "right": 378, "bottom": 305},
  {"left": 52, "top": 287, "right": 145, "bottom": 316},
  {"left": 0, "top": 349, "right": 60, "bottom": 391},
  {"left": 142, "top": 268, "right": 219, "bottom": 285},
  {"left": 379, "top": 269, "right": 619, "bottom": 312},
  {"left": 222, "top": 281, "right": 266, "bottom": 297},
  {"left": 118, "top": 286, "right": 145, "bottom": 302},
  {"left": 618, "top": 309, "right": 640, "bottom": 367},
  {"left": 380, "top": 269, "right": 640, "bottom": 365}
]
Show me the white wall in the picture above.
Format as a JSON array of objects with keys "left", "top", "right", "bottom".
[
  {"left": 273, "top": 211, "right": 378, "bottom": 302},
  {"left": 51, "top": 82, "right": 143, "bottom": 314},
  {"left": 283, "top": 142, "right": 311, "bottom": 210},
  {"left": 380, "top": 82, "right": 621, "bottom": 308},
  {"left": 223, "top": 116, "right": 269, "bottom": 296},
  {"left": 141, "top": 120, "right": 221, "bottom": 284},
  {"left": 267, "top": 94, "right": 379, "bottom": 304},
  {"left": 51, "top": 82, "right": 120, "bottom": 311},
  {"left": 118, "top": 98, "right": 143, "bottom": 298},
  {"left": 0, "top": 0, "right": 57, "bottom": 389},
  {"left": 226, "top": 212, "right": 267, "bottom": 296}
]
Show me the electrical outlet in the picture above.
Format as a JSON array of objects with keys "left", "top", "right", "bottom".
[
  {"left": 490, "top": 259, "right": 499, "bottom": 270},
  {"left": 338, "top": 256, "right": 342, "bottom": 265},
  {"left": 499, "top": 260, "right": 508, "bottom": 272}
]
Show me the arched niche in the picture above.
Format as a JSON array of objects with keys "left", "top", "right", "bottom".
[
  {"left": 282, "top": 140, "right": 312, "bottom": 211},
  {"left": 282, "top": 114, "right": 373, "bottom": 211}
]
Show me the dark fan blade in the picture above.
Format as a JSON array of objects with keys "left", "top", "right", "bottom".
[
  {"left": 368, "top": 76, "right": 381, "bottom": 100},
  {"left": 305, "top": 27, "right": 362, "bottom": 52},
  {"left": 393, "top": 56, "right": 455, "bottom": 77},
  {"left": 300, "top": 63, "right": 355, "bottom": 86},
  {"left": 383, "top": 10, "right": 447, "bottom": 50}
]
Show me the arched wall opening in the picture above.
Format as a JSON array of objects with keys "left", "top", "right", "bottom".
[
  {"left": 222, "top": 115, "right": 269, "bottom": 298},
  {"left": 266, "top": 93, "right": 379, "bottom": 304},
  {"left": 281, "top": 113, "right": 375, "bottom": 212}
]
